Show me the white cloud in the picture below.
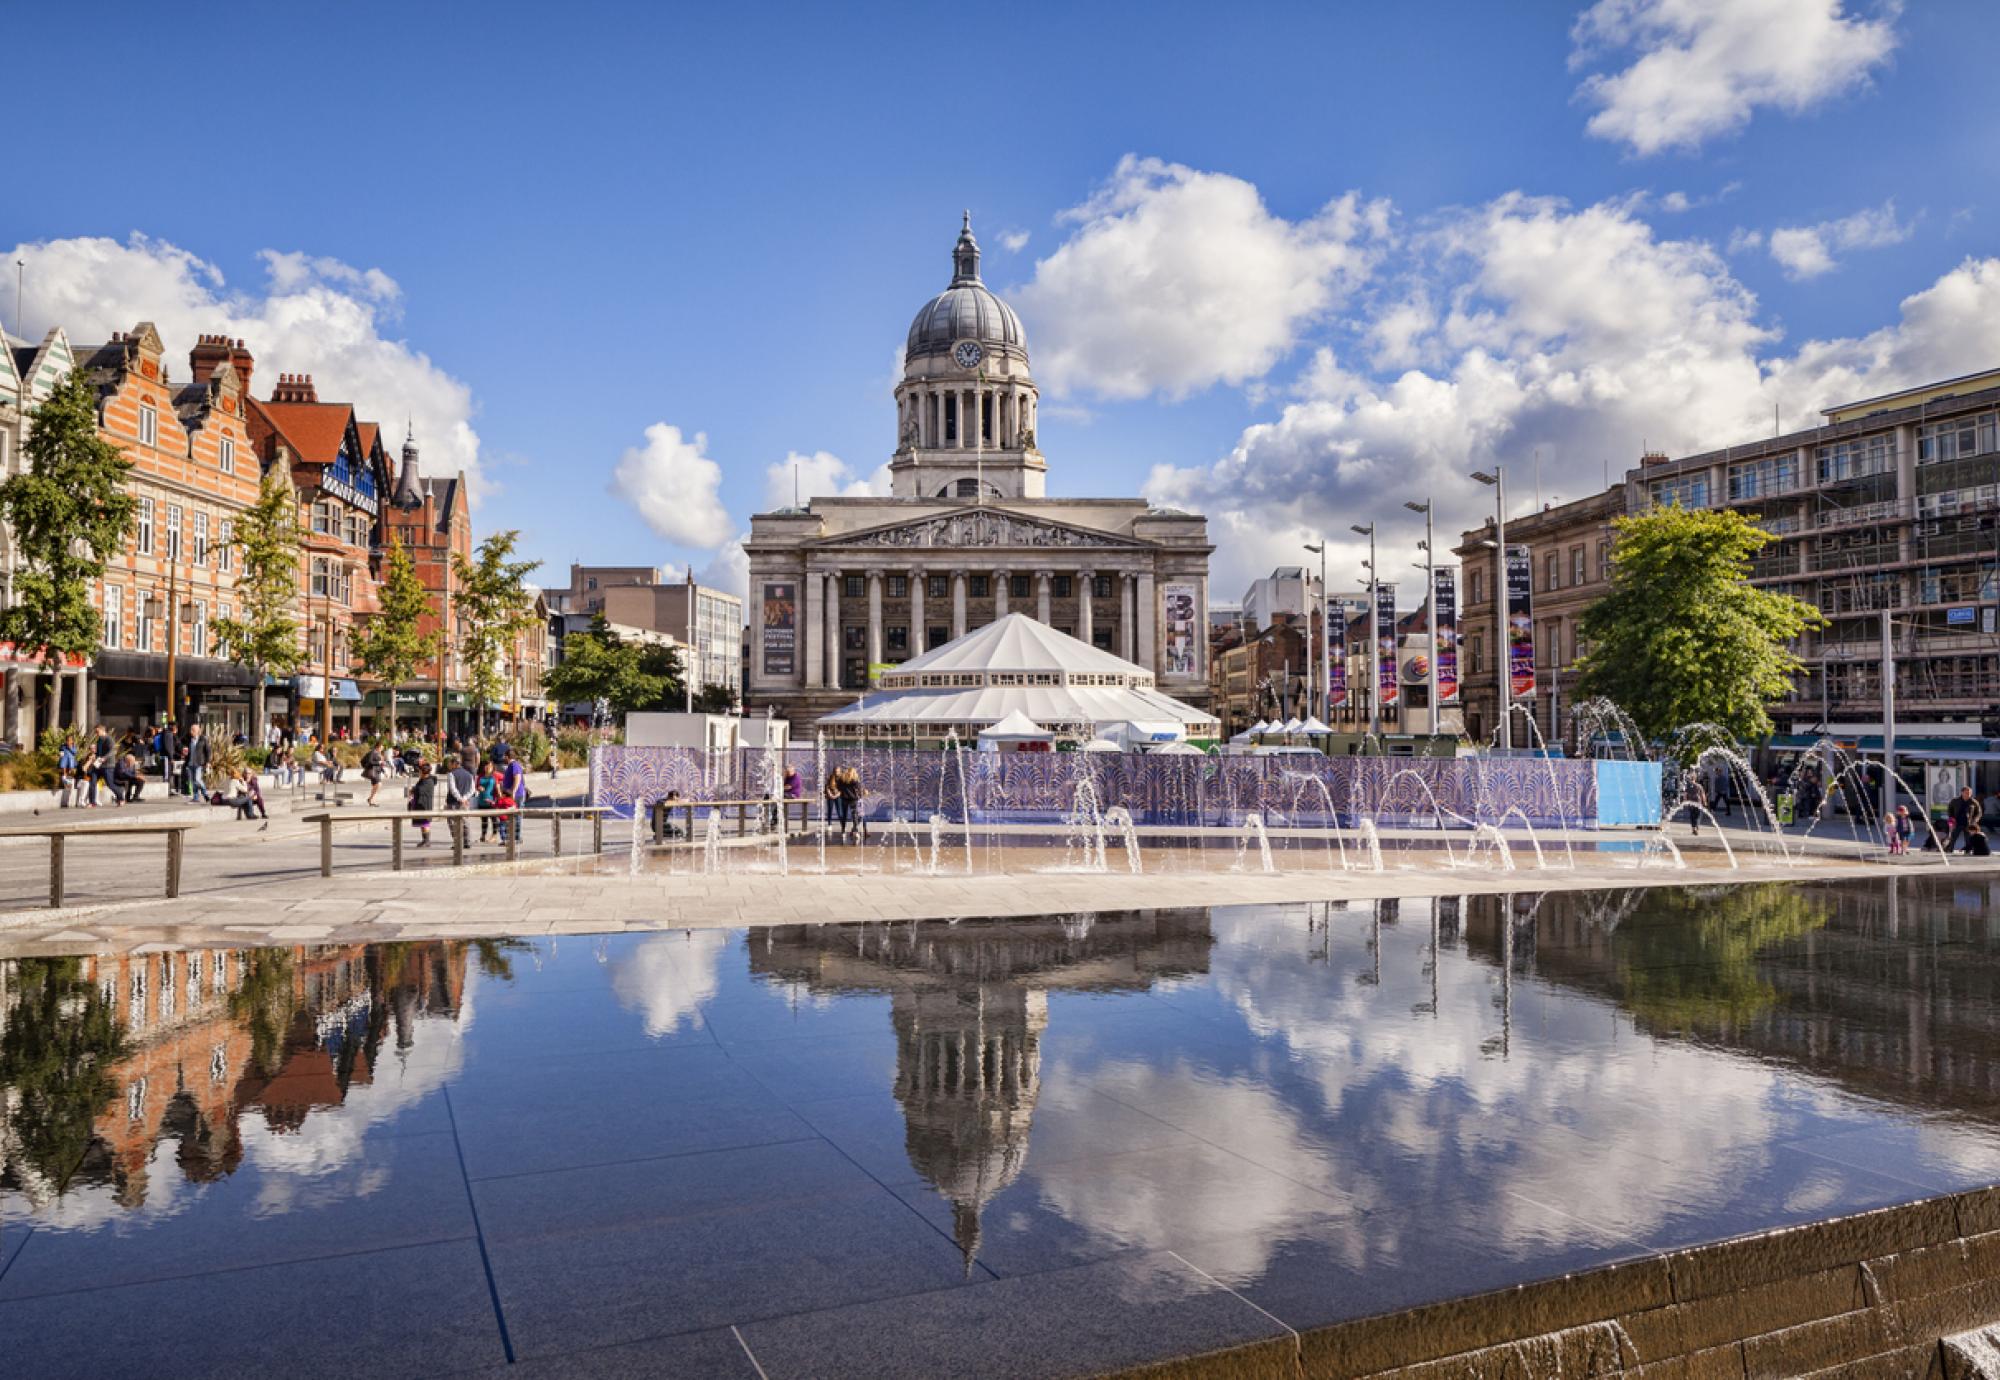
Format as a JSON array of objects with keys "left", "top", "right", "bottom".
[
  {"left": 760, "top": 449, "right": 890, "bottom": 511},
  {"left": 999, "top": 229, "right": 1031, "bottom": 253},
  {"left": 6, "top": 233, "right": 487, "bottom": 496},
  {"left": 699, "top": 535, "right": 751, "bottom": 601},
  {"left": 1764, "top": 199, "right": 1913, "bottom": 280},
  {"left": 1657, "top": 180, "right": 1742, "bottom": 214},
  {"left": 1017, "top": 155, "right": 1389, "bottom": 400},
  {"left": 608, "top": 423, "right": 733, "bottom": 548},
  {"left": 1572, "top": 0, "right": 1900, "bottom": 156},
  {"left": 1146, "top": 190, "right": 2000, "bottom": 597}
]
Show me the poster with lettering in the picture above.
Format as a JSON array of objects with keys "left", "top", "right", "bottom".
[
  {"left": 1325, "top": 600, "right": 1347, "bottom": 711},
  {"left": 762, "top": 583, "right": 796, "bottom": 676},
  {"left": 1376, "top": 583, "right": 1398, "bottom": 707},
  {"left": 1435, "top": 567, "right": 1459, "bottom": 702},
  {"left": 1505, "top": 547, "right": 1535, "bottom": 699},
  {"left": 1162, "top": 583, "right": 1197, "bottom": 677}
]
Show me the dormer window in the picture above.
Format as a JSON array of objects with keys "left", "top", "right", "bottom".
[
  {"left": 218, "top": 437, "right": 235, "bottom": 474},
  {"left": 138, "top": 404, "right": 158, "bottom": 447}
]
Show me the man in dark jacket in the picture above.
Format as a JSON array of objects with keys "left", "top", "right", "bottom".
[
  {"left": 1946, "top": 787, "right": 1983, "bottom": 853},
  {"left": 157, "top": 722, "right": 180, "bottom": 792},
  {"left": 184, "top": 724, "right": 211, "bottom": 800}
]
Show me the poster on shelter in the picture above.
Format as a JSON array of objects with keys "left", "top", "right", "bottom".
[
  {"left": 1376, "top": 583, "right": 1398, "bottom": 707},
  {"left": 1435, "top": 566, "right": 1459, "bottom": 702},
  {"left": 1162, "top": 582, "right": 1197, "bottom": 677},
  {"left": 1505, "top": 547, "right": 1535, "bottom": 699},
  {"left": 762, "top": 583, "right": 796, "bottom": 676},
  {"left": 1325, "top": 600, "right": 1347, "bottom": 711}
]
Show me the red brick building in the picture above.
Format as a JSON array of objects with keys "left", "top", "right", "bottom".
[{"left": 383, "top": 429, "right": 476, "bottom": 733}]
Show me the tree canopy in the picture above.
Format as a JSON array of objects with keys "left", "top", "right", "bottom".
[
  {"left": 450, "top": 530, "right": 540, "bottom": 716},
  {"left": 213, "top": 465, "right": 305, "bottom": 732},
  {"left": 1576, "top": 504, "right": 1825, "bottom": 748},
  {"left": 0, "top": 372, "right": 136, "bottom": 670},
  {"left": 352, "top": 536, "right": 430, "bottom": 730},
  {"left": 542, "top": 614, "right": 686, "bottom": 717}
]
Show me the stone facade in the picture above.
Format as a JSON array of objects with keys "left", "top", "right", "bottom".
[{"left": 746, "top": 220, "right": 1212, "bottom": 731}]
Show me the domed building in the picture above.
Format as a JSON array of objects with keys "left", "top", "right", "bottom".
[{"left": 746, "top": 216, "right": 1214, "bottom": 730}]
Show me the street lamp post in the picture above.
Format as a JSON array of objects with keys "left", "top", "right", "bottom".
[
  {"left": 1303, "top": 540, "right": 1327, "bottom": 721},
  {"left": 1405, "top": 499, "right": 1437, "bottom": 737},
  {"left": 1470, "top": 467, "right": 1510, "bottom": 751},
  {"left": 1351, "top": 523, "right": 1378, "bottom": 740}
]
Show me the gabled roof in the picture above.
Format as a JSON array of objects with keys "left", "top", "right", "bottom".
[{"left": 249, "top": 396, "right": 355, "bottom": 466}]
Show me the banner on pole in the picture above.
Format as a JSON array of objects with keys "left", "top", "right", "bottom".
[
  {"left": 1435, "top": 566, "right": 1459, "bottom": 703},
  {"left": 1325, "top": 600, "right": 1347, "bottom": 711},
  {"left": 1505, "top": 547, "right": 1535, "bottom": 699},
  {"left": 1376, "top": 584, "right": 1399, "bottom": 707},
  {"left": 761, "top": 583, "right": 797, "bottom": 676}
]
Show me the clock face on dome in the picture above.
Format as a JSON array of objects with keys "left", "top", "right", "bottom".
[{"left": 953, "top": 340, "right": 984, "bottom": 370}]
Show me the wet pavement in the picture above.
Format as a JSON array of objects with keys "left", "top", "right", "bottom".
[{"left": 3, "top": 874, "right": 1999, "bottom": 1377}]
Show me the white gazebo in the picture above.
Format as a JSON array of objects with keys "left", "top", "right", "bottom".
[
  {"left": 977, "top": 709, "right": 1054, "bottom": 751},
  {"left": 819, "top": 613, "right": 1220, "bottom": 747}
]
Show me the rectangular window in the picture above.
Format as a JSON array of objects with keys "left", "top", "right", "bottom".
[
  {"left": 887, "top": 625, "right": 908, "bottom": 652},
  {"left": 887, "top": 575, "right": 907, "bottom": 599},
  {"left": 219, "top": 519, "right": 234, "bottom": 573},
  {"left": 311, "top": 556, "right": 329, "bottom": 599},
  {"left": 166, "top": 505, "right": 183, "bottom": 560},
  {"left": 1092, "top": 627, "right": 1114, "bottom": 650},
  {"left": 842, "top": 575, "right": 862, "bottom": 599},
  {"left": 102, "top": 585, "right": 122, "bottom": 649},
  {"left": 927, "top": 625, "right": 948, "bottom": 652},
  {"left": 1468, "top": 632, "right": 1483, "bottom": 675},
  {"left": 1469, "top": 568, "right": 1485, "bottom": 606},
  {"left": 1596, "top": 541, "right": 1610, "bottom": 580},
  {"left": 927, "top": 575, "right": 947, "bottom": 599},
  {"left": 194, "top": 512, "right": 209, "bottom": 566},
  {"left": 138, "top": 404, "right": 158, "bottom": 447},
  {"left": 137, "top": 497, "right": 155, "bottom": 555},
  {"left": 218, "top": 436, "right": 235, "bottom": 474},
  {"left": 1010, "top": 574, "right": 1030, "bottom": 599},
  {"left": 1649, "top": 473, "right": 1711, "bottom": 508},
  {"left": 1544, "top": 553, "right": 1558, "bottom": 591},
  {"left": 136, "top": 595, "right": 154, "bottom": 652},
  {"left": 191, "top": 601, "right": 207, "bottom": 658},
  {"left": 843, "top": 626, "right": 865, "bottom": 652},
  {"left": 1053, "top": 575, "right": 1073, "bottom": 599},
  {"left": 1571, "top": 545, "right": 1585, "bottom": 585},
  {"left": 312, "top": 501, "right": 337, "bottom": 536},
  {"left": 969, "top": 575, "right": 989, "bottom": 599},
  {"left": 216, "top": 604, "right": 231, "bottom": 658},
  {"left": 1093, "top": 575, "right": 1112, "bottom": 599}
]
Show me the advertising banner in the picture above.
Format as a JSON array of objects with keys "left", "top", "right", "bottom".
[
  {"left": 1325, "top": 599, "right": 1347, "bottom": 712},
  {"left": 761, "top": 582, "right": 796, "bottom": 676},
  {"left": 1435, "top": 567, "right": 1459, "bottom": 703},
  {"left": 1162, "top": 582, "right": 1197, "bottom": 677},
  {"left": 1376, "top": 583, "right": 1398, "bottom": 707},
  {"left": 1505, "top": 547, "right": 1535, "bottom": 699}
]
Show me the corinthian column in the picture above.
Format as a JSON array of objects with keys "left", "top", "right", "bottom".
[
  {"left": 1077, "top": 569, "right": 1095, "bottom": 645},
  {"left": 1036, "top": 570, "right": 1052, "bottom": 624},
  {"left": 1121, "top": 573, "right": 1137, "bottom": 661},
  {"left": 824, "top": 571, "right": 842, "bottom": 689},
  {"left": 951, "top": 569, "right": 968, "bottom": 639},
  {"left": 909, "top": 568, "right": 925, "bottom": 654},
  {"left": 867, "top": 571, "right": 883, "bottom": 672},
  {"left": 994, "top": 568, "right": 1010, "bottom": 618}
]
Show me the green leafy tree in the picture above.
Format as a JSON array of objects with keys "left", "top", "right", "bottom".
[
  {"left": 0, "top": 957, "right": 128, "bottom": 1193},
  {"left": 1612, "top": 883, "right": 1829, "bottom": 1033},
  {"left": 693, "top": 681, "right": 738, "bottom": 714},
  {"left": 352, "top": 536, "right": 429, "bottom": 735},
  {"left": 542, "top": 614, "right": 686, "bottom": 717},
  {"left": 451, "top": 530, "right": 540, "bottom": 727},
  {"left": 1576, "top": 505, "right": 1826, "bottom": 748},
  {"left": 214, "top": 466, "right": 305, "bottom": 733},
  {"left": 0, "top": 372, "right": 136, "bottom": 729}
]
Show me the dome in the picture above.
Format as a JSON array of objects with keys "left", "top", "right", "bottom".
[{"left": 905, "top": 214, "right": 1028, "bottom": 360}]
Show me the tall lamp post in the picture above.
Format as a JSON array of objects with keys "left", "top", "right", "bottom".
[
  {"left": 1303, "top": 539, "right": 1328, "bottom": 723},
  {"left": 1470, "top": 467, "right": 1509, "bottom": 751},
  {"left": 1404, "top": 499, "right": 1438, "bottom": 737},
  {"left": 1351, "top": 522, "right": 1378, "bottom": 740},
  {"left": 685, "top": 564, "right": 696, "bottom": 714}
]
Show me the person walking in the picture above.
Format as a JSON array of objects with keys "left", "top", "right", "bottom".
[
  {"left": 1709, "top": 763, "right": 1731, "bottom": 818},
  {"left": 361, "top": 743, "right": 387, "bottom": 806},
  {"left": 824, "top": 765, "right": 844, "bottom": 838},
  {"left": 837, "top": 765, "right": 864, "bottom": 841},
  {"left": 1683, "top": 775, "right": 1707, "bottom": 836},
  {"left": 90, "top": 725, "right": 116, "bottom": 807},
  {"left": 782, "top": 764, "right": 802, "bottom": 833},
  {"left": 184, "top": 724, "right": 211, "bottom": 801},
  {"left": 57, "top": 733, "right": 79, "bottom": 809},
  {"left": 1945, "top": 786, "right": 1983, "bottom": 854},
  {"left": 407, "top": 760, "right": 442, "bottom": 847}
]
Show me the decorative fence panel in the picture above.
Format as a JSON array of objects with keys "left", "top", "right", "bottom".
[{"left": 590, "top": 747, "right": 1599, "bottom": 830}]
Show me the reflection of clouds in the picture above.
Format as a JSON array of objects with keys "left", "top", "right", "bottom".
[{"left": 609, "top": 931, "right": 726, "bottom": 1036}]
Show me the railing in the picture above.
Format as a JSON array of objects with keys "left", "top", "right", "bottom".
[
  {"left": 1814, "top": 497, "right": 1911, "bottom": 530},
  {"left": 0, "top": 819, "right": 198, "bottom": 908}
]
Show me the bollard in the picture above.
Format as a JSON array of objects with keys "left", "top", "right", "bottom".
[
  {"left": 166, "top": 830, "right": 182, "bottom": 899},
  {"left": 48, "top": 834, "right": 64, "bottom": 909},
  {"left": 392, "top": 818, "right": 404, "bottom": 872}
]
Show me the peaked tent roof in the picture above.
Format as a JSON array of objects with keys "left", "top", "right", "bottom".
[
  {"left": 886, "top": 612, "right": 1145, "bottom": 682},
  {"left": 977, "top": 709, "right": 1050, "bottom": 741}
]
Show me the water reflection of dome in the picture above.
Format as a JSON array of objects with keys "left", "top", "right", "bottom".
[{"left": 748, "top": 909, "right": 1211, "bottom": 1270}]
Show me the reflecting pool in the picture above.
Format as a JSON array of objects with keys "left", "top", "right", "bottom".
[{"left": 3, "top": 875, "right": 1999, "bottom": 1378}]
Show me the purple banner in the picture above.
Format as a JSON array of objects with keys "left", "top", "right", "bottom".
[{"left": 1376, "top": 583, "right": 1398, "bottom": 707}]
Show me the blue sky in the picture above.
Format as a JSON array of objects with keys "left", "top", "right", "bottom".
[{"left": 7, "top": 0, "right": 1998, "bottom": 595}]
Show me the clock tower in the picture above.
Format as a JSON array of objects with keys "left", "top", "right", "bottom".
[{"left": 890, "top": 214, "right": 1046, "bottom": 500}]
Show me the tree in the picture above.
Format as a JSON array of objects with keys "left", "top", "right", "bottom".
[
  {"left": 1576, "top": 504, "right": 1826, "bottom": 749},
  {"left": 352, "top": 536, "right": 429, "bottom": 736},
  {"left": 451, "top": 530, "right": 540, "bottom": 727},
  {"left": 693, "top": 681, "right": 738, "bottom": 714},
  {"left": 541, "top": 615, "right": 686, "bottom": 718},
  {"left": 0, "top": 957, "right": 128, "bottom": 1193},
  {"left": 0, "top": 372, "right": 136, "bottom": 730},
  {"left": 214, "top": 466, "right": 305, "bottom": 734}
]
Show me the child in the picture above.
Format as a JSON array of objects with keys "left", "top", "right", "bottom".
[
  {"left": 57, "top": 734, "right": 78, "bottom": 809},
  {"left": 1883, "top": 813, "right": 1903, "bottom": 856},
  {"left": 1895, "top": 805, "right": 1915, "bottom": 852},
  {"left": 475, "top": 762, "right": 499, "bottom": 841},
  {"left": 407, "top": 761, "right": 442, "bottom": 847}
]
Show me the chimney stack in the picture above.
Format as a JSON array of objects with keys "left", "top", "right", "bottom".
[
  {"left": 1639, "top": 448, "right": 1670, "bottom": 468},
  {"left": 270, "top": 373, "right": 319, "bottom": 404},
  {"left": 229, "top": 338, "right": 255, "bottom": 397},
  {"left": 189, "top": 333, "right": 233, "bottom": 385}
]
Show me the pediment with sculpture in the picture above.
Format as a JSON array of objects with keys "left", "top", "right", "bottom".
[{"left": 822, "top": 509, "right": 1136, "bottom": 550}]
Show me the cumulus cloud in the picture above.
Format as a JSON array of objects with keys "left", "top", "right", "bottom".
[
  {"left": 999, "top": 229, "right": 1030, "bottom": 253},
  {"left": 1572, "top": 0, "right": 1900, "bottom": 156},
  {"left": 1017, "top": 155, "right": 1389, "bottom": 400},
  {"left": 6, "top": 233, "right": 487, "bottom": 496},
  {"left": 608, "top": 423, "right": 733, "bottom": 547},
  {"left": 760, "top": 450, "right": 891, "bottom": 511},
  {"left": 1764, "top": 199, "right": 1913, "bottom": 280},
  {"left": 1145, "top": 190, "right": 2000, "bottom": 595}
]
